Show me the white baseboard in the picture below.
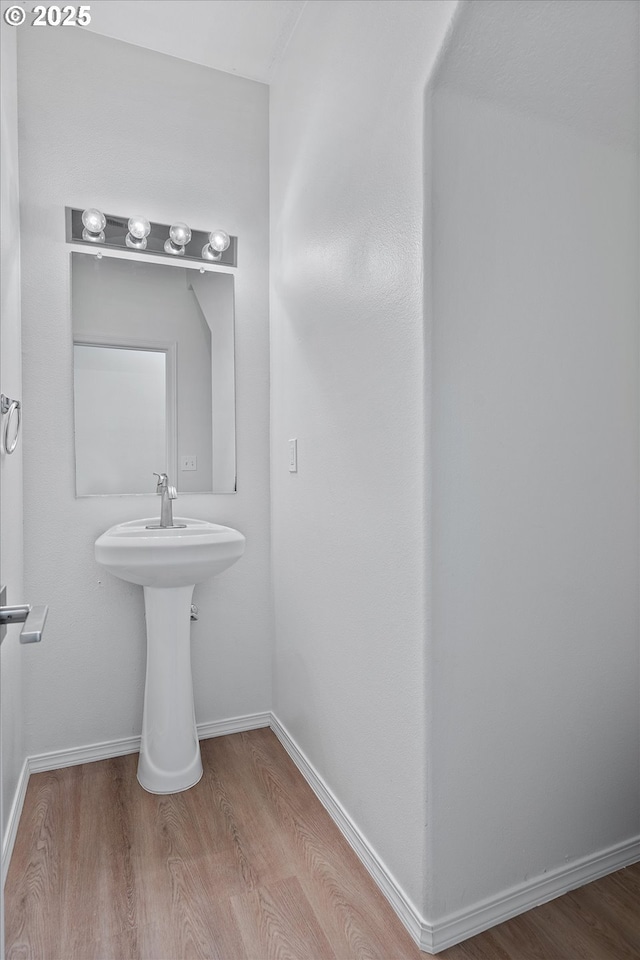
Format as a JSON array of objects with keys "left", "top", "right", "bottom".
[
  {"left": 27, "top": 711, "right": 272, "bottom": 775},
  {"left": 269, "top": 714, "right": 425, "bottom": 947},
  {"left": 2, "top": 759, "right": 29, "bottom": 887},
  {"left": 270, "top": 715, "right": 640, "bottom": 956},
  {"left": 3, "top": 712, "right": 271, "bottom": 885},
  {"left": 198, "top": 711, "right": 271, "bottom": 741},
  {"left": 422, "top": 834, "right": 640, "bottom": 954},
  {"left": 28, "top": 734, "right": 141, "bottom": 773}
]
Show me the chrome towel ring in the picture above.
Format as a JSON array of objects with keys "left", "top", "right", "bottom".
[{"left": 1, "top": 394, "right": 21, "bottom": 455}]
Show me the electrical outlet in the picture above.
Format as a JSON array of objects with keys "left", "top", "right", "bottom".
[
  {"left": 181, "top": 455, "right": 197, "bottom": 471},
  {"left": 288, "top": 439, "right": 297, "bottom": 472}
]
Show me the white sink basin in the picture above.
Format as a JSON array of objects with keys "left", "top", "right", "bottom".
[
  {"left": 95, "top": 517, "right": 245, "bottom": 587},
  {"left": 94, "top": 517, "right": 245, "bottom": 795}
]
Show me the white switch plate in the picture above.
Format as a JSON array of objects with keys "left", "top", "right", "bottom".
[
  {"left": 181, "top": 455, "right": 197, "bottom": 471},
  {"left": 288, "top": 439, "right": 297, "bottom": 472}
]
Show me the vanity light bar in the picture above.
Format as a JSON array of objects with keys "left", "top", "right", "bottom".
[{"left": 65, "top": 207, "right": 237, "bottom": 267}]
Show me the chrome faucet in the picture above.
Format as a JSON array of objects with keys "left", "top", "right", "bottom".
[{"left": 146, "top": 473, "right": 186, "bottom": 529}]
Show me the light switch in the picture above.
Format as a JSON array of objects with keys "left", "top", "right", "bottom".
[
  {"left": 181, "top": 455, "right": 197, "bottom": 471},
  {"left": 288, "top": 439, "right": 297, "bottom": 473}
]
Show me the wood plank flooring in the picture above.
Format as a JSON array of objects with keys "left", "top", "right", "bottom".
[{"left": 5, "top": 728, "right": 640, "bottom": 959}]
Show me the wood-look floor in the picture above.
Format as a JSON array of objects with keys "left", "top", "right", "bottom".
[{"left": 5, "top": 728, "right": 640, "bottom": 960}]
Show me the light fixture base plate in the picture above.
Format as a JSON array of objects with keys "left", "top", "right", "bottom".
[{"left": 66, "top": 208, "right": 237, "bottom": 267}]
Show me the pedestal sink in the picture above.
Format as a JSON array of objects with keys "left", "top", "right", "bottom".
[{"left": 95, "top": 518, "right": 245, "bottom": 794}]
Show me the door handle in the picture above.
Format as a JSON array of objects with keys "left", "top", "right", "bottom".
[{"left": 0, "top": 586, "right": 48, "bottom": 644}]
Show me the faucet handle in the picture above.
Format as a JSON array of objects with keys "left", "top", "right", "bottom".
[{"left": 153, "top": 472, "right": 168, "bottom": 491}]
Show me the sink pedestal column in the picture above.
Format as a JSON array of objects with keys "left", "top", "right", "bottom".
[{"left": 138, "top": 584, "right": 203, "bottom": 794}]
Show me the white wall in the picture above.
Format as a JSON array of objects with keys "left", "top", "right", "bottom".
[
  {"left": 428, "top": 82, "right": 639, "bottom": 920},
  {"left": 189, "top": 273, "right": 237, "bottom": 491},
  {"left": 0, "top": 5, "right": 25, "bottom": 845},
  {"left": 17, "top": 26, "right": 271, "bottom": 757},
  {"left": 270, "top": 0, "right": 457, "bottom": 913}
]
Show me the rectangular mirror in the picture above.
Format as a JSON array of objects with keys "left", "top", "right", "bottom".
[{"left": 71, "top": 252, "right": 236, "bottom": 495}]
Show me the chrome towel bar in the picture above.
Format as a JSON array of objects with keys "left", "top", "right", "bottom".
[{"left": 1, "top": 394, "right": 21, "bottom": 455}]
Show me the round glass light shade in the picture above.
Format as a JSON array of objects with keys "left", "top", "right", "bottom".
[
  {"left": 81, "top": 208, "right": 106, "bottom": 235},
  {"left": 209, "top": 230, "right": 230, "bottom": 253},
  {"left": 169, "top": 222, "right": 191, "bottom": 247},
  {"left": 128, "top": 216, "right": 150, "bottom": 240}
]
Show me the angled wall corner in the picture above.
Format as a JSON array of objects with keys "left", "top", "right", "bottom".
[{"left": 269, "top": 0, "right": 460, "bottom": 938}]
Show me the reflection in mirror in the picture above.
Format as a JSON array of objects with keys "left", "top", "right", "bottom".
[
  {"left": 71, "top": 252, "right": 236, "bottom": 495},
  {"left": 74, "top": 343, "right": 171, "bottom": 495}
]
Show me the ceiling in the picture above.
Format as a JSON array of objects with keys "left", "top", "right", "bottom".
[
  {"left": 435, "top": 0, "right": 639, "bottom": 149},
  {"left": 82, "top": 0, "right": 307, "bottom": 84},
  {"left": 19, "top": 0, "right": 638, "bottom": 143}
]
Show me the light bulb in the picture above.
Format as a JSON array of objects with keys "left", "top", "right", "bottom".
[
  {"left": 82, "top": 208, "right": 106, "bottom": 233},
  {"left": 126, "top": 216, "right": 150, "bottom": 250},
  {"left": 81, "top": 208, "right": 106, "bottom": 242},
  {"left": 202, "top": 229, "right": 230, "bottom": 261},
  {"left": 169, "top": 222, "right": 191, "bottom": 246},
  {"left": 209, "top": 230, "right": 230, "bottom": 253},
  {"left": 128, "top": 216, "right": 150, "bottom": 240},
  {"left": 164, "top": 222, "right": 191, "bottom": 256}
]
